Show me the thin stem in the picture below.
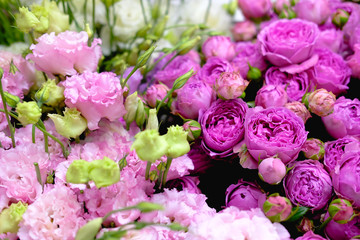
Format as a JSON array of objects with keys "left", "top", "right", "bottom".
[
  {"left": 140, "top": 0, "right": 148, "bottom": 25},
  {"left": 103, "top": 206, "right": 137, "bottom": 222},
  {"left": 35, "top": 123, "right": 69, "bottom": 158},
  {"left": 160, "top": 53, "right": 177, "bottom": 70},
  {"left": 92, "top": 0, "right": 96, "bottom": 35},
  {"left": 203, "top": 0, "right": 212, "bottom": 25},
  {"left": 32, "top": 124, "right": 36, "bottom": 143},
  {"left": 156, "top": 89, "right": 173, "bottom": 112},
  {"left": 105, "top": 5, "right": 114, "bottom": 53},
  {"left": 37, "top": 120, "right": 49, "bottom": 153},
  {"left": 33, "top": 162, "right": 44, "bottom": 192},
  {"left": 161, "top": 157, "right": 172, "bottom": 188},
  {"left": 121, "top": 66, "right": 137, "bottom": 88},
  {"left": 165, "top": 0, "right": 170, "bottom": 15},
  {"left": 83, "top": 0, "right": 88, "bottom": 24},
  {"left": 0, "top": 69, "right": 16, "bottom": 148},
  {"left": 317, "top": 216, "right": 333, "bottom": 233},
  {"left": 145, "top": 161, "right": 151, "bottom": 180}
]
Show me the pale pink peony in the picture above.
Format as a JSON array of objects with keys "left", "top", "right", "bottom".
[
  {"left": 18, "top": 185, "right": 86, "bottom": 240},
  {"left": 62, "top": 72, "right": 127, "bottom": 130},
  {"left": 28, "top": 31, "right": 102, "bottom": 77}
]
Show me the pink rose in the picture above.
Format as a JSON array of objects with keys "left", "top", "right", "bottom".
[
  {"left": 258, "top": 157, "right": 287, "bottom": 185},
  {"left": 231, "top": 21, "right": 257, "bottom": 42},
  {"left": 255, "top": 85, "right": 288, "bottom": 109},
  {"left": 202, "top": 36, "right": 235, "bottom": 61},
  {"left": 294, "top": 0, "right": 331, "bottom": 25},
  {"left": 237, "top": 0, "right": 272, "bottom": 19},
  {"left": 215, "top": 72, "right": 249, "bottom": 100}
]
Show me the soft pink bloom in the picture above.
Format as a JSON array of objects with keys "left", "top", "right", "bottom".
[
  {"left": 18, "top": 185, "right": 86, "bottom": 240},
  {"left": 307, "top": 88, "right": 336, "bottom": 117},
  {"left": 316, "top": 28, "right": 344, "bottom": 53},
  {"left": 27, "top": 31, "right": 102, "bottom": 77},
  {"left": 258, "top": 157, "right": 287, "bottom": 184},
  {"left": 237, "top": 0, "right": 272, "bottom": 19},
  {"left": 231, "top": 21, "right": 257, "bottom": 42},
  {"left": 215, "top": 72, "right": 249, "bottom": 100},
  {"left": 119, "top": 225, "right": 188, "bottom": 240},
  {"left": 143, "top": 84, "right": 169, "bottom": 108},
  {"left": 166, "top": 176, "right": 201, "bottom": 194},
  {"left": 202, "top": 36, "right": 235, "bottom": 61},
  {"left": 255, "top": 85, "right": 288, "bottom": 109},
  {"left": 63, "top": 71, "right": 127, "bottom": 130},
  {"left": 0, "top": 186, "right": 10, "bottom": 212},
  {"left": 347, "top": 44, "right": 360, "bottom": 79},
  {"left": 284, "top": 102, "right": 311, "bottom": 123},
  {"left": 294, "top": 0, "right": 331, "bottom": 25}
]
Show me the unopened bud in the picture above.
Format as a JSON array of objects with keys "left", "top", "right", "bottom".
[
  {"left": 16, "top": 101, "right": 42, "bottom": 126},
  {"left": 135, "top": 45, "right": 156, "bottom": 68},
  {"left": 306, "top": 89, "right": 336, "bottom": 117},
  {"left": 247, "top": 63, "right": 262, "bottom": 81},
  {"left": 328, "top": 198, "right": 354, "bottom": 224},
  {"left": 75, "top": 218, "right": 103, "bottom": 240},
  {"left": 181, "top": 25, "right": 199, "bottom": 40},
  {"left": 66, "top": 159, "right": 91, "bottom": 184},
  {"left": 183, "top": 120, "right": 201, "bottom": 141},
  {"left": 0, "top": 201, "right": 28, "bottom": 234},
  {"left": 164, "top": 125, "right": 190, "bottom": 158},
  {"left": 177, "top": 36, "right": 201, "bottom": 55},
  {"left": 332, "top": 9, "right": 349, "bottom": 29},
  {"left": 172, "top": 69, "right": 195, "bottom": 90},
  {"left": 89, "top": 157, "right": 120, "bottom": 188},
  {"left": 263, "top": 193, "right": 292, "bottom": 222},
  {"left": 135, "top": 202, "right": 164, "bottom": 213},
  {"left": 15, "top": 6, "right": 40, "bottom": 33},
  {"left": 152, "top": 15, "right": 169, "bottom": 39},
  {"left": 136, "top": 24, "right": 152, "bottom": 38},
  {"left": 301, "top": 138, "right": 325, "bottom": 160},
  {"left": 3, "top": 92, "right": 20, "bottom": 108}
]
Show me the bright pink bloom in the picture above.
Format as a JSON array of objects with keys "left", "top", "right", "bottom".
[
  {"left": 237, "top": 0, "right": 272, "bottom": 19},
  {"left": 294, "top": 0, "right": 331, "bottom": 25},
  {"left": 202, "top": 36, "right": 235, "bottom": 61},
  {"left": 231, "top": 21, "right": 257, "bottom": 42},
  {"left": 255, "top": 85, "right": 288, "bottom": 109},
  {"left": 258, "top": 157, "right": 287, "bottom": 184}
]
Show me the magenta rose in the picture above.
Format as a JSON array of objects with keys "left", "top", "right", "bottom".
[
  {"left": 347, "top": 44, "right": 360, "bottom": 79},
  {"left": 295, "top": 231, "right": 326, "bottom": 240},
  {"left": 322, "top": 97, "right": 360, "bottom": 139},
  {"left": 237, "top": 0, "right": 272, "bottom": 19},
  {"left": 294, "top": 0, "right": 331, "bottom": 25},
  {"left": 200, "top": 98, "right": 248, "bottom": 158},
  {"left": 27, "top": 31, "right": 102, "bottom": 77},
  {"left": 284, "top": 160, "right": 333, "bottom": 210},
  {"left": 265, "top": 67, "right": 314, "bottom": 102},
  {"left": 325, "top": 213, "right": 360, "bottom": 240},
  {"left": 332, "top": 150, "right": 360, "bottom": 207},
  {"left": 244, "top": 107, "right": 308, "bottom": 165},
  {"left": 257, "top": 19, "right": 320, "bottom": 66},
  {"left": 316, "top": 28, "right": 344, "bottom": 53},
  {"left": 198, "top": 57, "right": 234, "bottom": 86},
  {"left": 225, "top": 180, "right": 266, "bottom": 211},
  {"left": 311, "top": 48, "right": 351, "bottom": 96},
  {"left": 255, "top": 85, "right": 288, "bottom": 109},
  {"left": 231, "top": 21, "right": 257, "bottom": 42},
  {"left": 201, "top": 36, "right": 235, "bottom": 61}
]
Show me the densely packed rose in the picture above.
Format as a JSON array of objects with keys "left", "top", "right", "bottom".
[
  {"left": 255, "top": 85, "right": 288, "bottom": 109},
  {"left": 294, "top": 0, "right": 331, "bottom": 25},
  {"left": 244, "top": 107, "right": 308, "bottom": 164},
  {"left": 200, "top": 98, "right": 248, "bottom": 158},
  {"left": 322, "top": 97, "right": 360, "bottom": 139},
  {"left": 237, "top": 0, "right": 272, "bottom": 19},
  {"left": 27, "top": 31, "right": 102, "bottom": 77},
  {"left": 257, "top": 19, "right": 319, "bottom": 66},
  {"left": 324, "top": 213, "right": 360, "bottom": 240},
  {"left": 201, "top": 36, "right": 235, "bottom": 61},
  {"left": 197, "top": 57, "right": 234, "bottom": 85},
  {"left": 284, "top": 160, "right": 333, "bottom": 210}
]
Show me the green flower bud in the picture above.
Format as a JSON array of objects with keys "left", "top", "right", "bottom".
[
  {"left": 246, "top": 63, "right": 262, "bottom": 81},
  {"left": 172, "top": 69, "right": 195, "bottom": 90},
  {"left": 135, "top": 45, "right": 156, "bottom": 69},
  {"left": 40, "top": 0, "right": 69, "bottom": 34},
  {"left": 131, "top": 129, "right": 168, "bottom": 162},
  {"left": 164, "top": 125, "right": 190, "bottom": 158},
  {"left": 127, "top": 47, "right": 139, "bottom": 66},
  {"left": 135, "top": 202, "right": 164, "bottom": 213},
  {"left": 75, "top": 217, "right": 103, "bottom": 240},
  {"left": 0, "top": 201, "right": 28, "bottom": 234},
  {"left": 328, "top": 198, "right": 354, "bottom": 224},
  {"left": 223, "top": 0, "right": 237, "bottom": 16},
  {"left": 183, "top": 120, "right": 201, "bottom": 141},
  {"left": 181, "top": 25, "right": 199, "bottom": 40},
  {"left": 136, "top": 24, "right": 152, "bottom": 38},
  {"left": 35, "top": 79, "right": 65, "bottom": 107},
  {"left": 124, "top": 92, "right": 140, "bottom": 128},
  {"left": 135, "top": 99, "right": 146, "bottom": 128},
  {"left": 15, "top": 6, "right": 40, "bottom": 33},
  {"left": 29, "top": 4, "right": 49, "bottom": 33},
  {"left": 16, "top": 101, "right": 42, "bottom": 126},
  {"left": 149, "top": 170, "right": 158, "bottom": 182},
  {"left": 3, "top": 91, "right": 20, "bottom": 108},
  {"left": 177, "top": 36, "right": 201, "bottom": 55},
  {"left": 263, "top": 193, "right": 292, "bottom": 222},
  {"left": 146, "top": 108, "right": 159, "bottom": 130},
  {"left": 89, "top": 157, "right": 120, "bottom": 188},
  {"left": 66, "top": 159, "right": 91, "bottom": 184},
  {"left": 332, "top": 9, "right": 349, "bottom": 29},
  {"left": 48, "top": 108, "right": 87, "bottom": 139},
  {"left": 153, "top": 15, "right": 169, "bottom": 39},
  {"left": 138, "top": 39, "right": 152, "bottom": 51}
]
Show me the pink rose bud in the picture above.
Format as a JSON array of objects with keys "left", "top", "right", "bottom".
[
  {"left": 284, "top": 101, "right": 311, "bottom": 123},
  {"left": 328, "top": 199, "right": 355, "bottom": 224},
  {"left": 182, "top": 120, "right": 201, "bottom": 142},
  {"left": 273, "top": 0, "right": 291, "bottom": 14},
  {"left": 143, "top": 84, "right": 169, "bottom": 108},
  {"left": 296, "top": 217, "right": 314, "bottom": 233},
  {"left": 263, "top": 194, "right": 292, "bottom": 222},
  {"left": 237, "top": 0, "right": 272, "bottom": 19},
  {"left": 301, "top": 138, "right": 325, "bottom": 160},
  {"left": 233, "top": 142, "right": 258, "bottom": 170},
  {"left": 201, "top": 36, "right": 235, "bottom": 61},
  {"left": 255, "top": 85, "right": 288, "bottom": 109},
  {"left": 305, "top": 89, "right": 336, "bottom": 117},
  {"left": 258, "top": 157, "right": 287, "bottom": 185},
  {"left": 215, "top": 72, "right": 249, "bottom": 100},
  {"left": 294, "top": 0, "right": 331, "bottom": 25},
  {"left": 332, "top": 8, "right": 350, "bottom": 29},
  {"left": 231, "top": 21, "right": 257, "bottom": 42}
]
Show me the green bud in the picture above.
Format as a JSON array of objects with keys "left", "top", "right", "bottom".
[
  {"left": 246, "top": 63, "right": 262, "bottom": 81},
  {"left": 131, "top": 129, "right": 168, "bottom": 162},
  {"left": 0, "top": 201, "right": 28, "bottom": 234},
  {"left": 183, "top": 120, "right": 201, "bottom": 141},
  {"left": 332, "top": 9, "right": 349, "bottom": 29},
  {"left": 263, "top": 193, "right": 292, "bottom": 222},
  {"left": 164, "top": 125, "right": 190, "bottom": 158},
  {"left": 223, "top": 0, "right": 237, "bottom": 16},
  {"left": 40, "top": 0, "right": 69, "bottom": 34},
  {"left": 167, "top": 223, "right": 188, "bottom": 232},
  {"left": 181, "top": 25, "right": 199, "bottom": 40},
  {"left": 35, "top": 79, "right": 65, "bottom": 107},
  {"left": 177, "top": 36, "right": 201, "bottom": 55},
  {"left": 85, "top": 23, "right": 93, "bottom": 39},
  {"left": 135, "top": 202, "right": 164, "bottom": 213},
  {"left": 135, "top": 45, "right": 156, "bottom": 68},
  {"left": 124, "top": 92, "right": 140, "bottom": 128},
  {"left": 89, "top": 157, "right": 120, "bottom": 188},
  {"left": 3, "top": 91, "right": 20, "bottom": 108},
  {"left": 328, "top": 198, "right": 354, "bottom": 224},
  {"left": 75, "top": 217, "right": 103, "bottom": 240},
  {"left": 16, "top": 101, "right": 42, "bottom": 126},
  {"left": 172, "top": 69, "right": 195, "bottom": 90},
  {"left": 135, "top": 99, "right": 146, "bottom": 128},
  {"left": 136, "top": 24, "right": 152, "bottom": 38},
  {"left": 127, "top": 47, "right": 139, "bottom": 66},
  {"left": 66, "top": 159, "right": 91, "bottom": 184},
  {"left": 146, "top": 108, "right": 159, "bottom": 130},
  {"left": 15, "top": 6, "right": 40, "bottom": 33},
  {"left": 152, "top": 15, "right": 169, "bottom": 39},
  {"left": 48, "top": 108, "right": 87, "bottom": 139},
  {"left": 138, "top": 39, "right": 152, "bottom": 51}
]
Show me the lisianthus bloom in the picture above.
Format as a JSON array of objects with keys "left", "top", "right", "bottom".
[
  {"left": 322, "top": 97, "right": 360, "bottom": 139},
  {"left": 255, "top": 85, "right": 288, "bottom": 109},
  {"left": 200, "top": 98, "right": 248, "bottom": 158},
  {"left": 294, "top": 0, "right": 331, "bottom": 25},
  {"left": 27, "top": 31, "right": 102, "bottom": 77},
  {"left": 62, "top": 71, "right": 126, "bottom": 130},
  {"left": 244, "top": 107, "right": 308, "bottom": 164},
  {"left": 257, "top": 19, "right": 319, "bottom": 66},
  {"left": 201, "top": 36, "right": 235, "bottom": 61},
  {"left": 284, "top": 160, "right": 332, "bottom": 210}
]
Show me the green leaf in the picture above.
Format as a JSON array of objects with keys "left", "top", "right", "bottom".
[{"left": 286, "top": 206, "right": 309, "bottom": 222}]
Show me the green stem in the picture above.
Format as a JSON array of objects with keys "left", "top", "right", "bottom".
[
  {"left": 121, "top": 66, "right": 138, "bottom": 88},
  {"left": 161, "top": 157, "right": 172, "bottom": 188},
  {"left": 32, "top": 124, "right": 36, "bottom": 144},
  {"left": 165, "top": 0, "right": 170, "bottom": 15},
  {"left": 92, "top": 0, "right": 96, "bottom": 35},
  {"left": 105, "top": 5, "right": 114, "bottom": 53},
  {"left": 156, "top": 89, "right": 173, "bottom": 112},
  {"left": 166, "top": 23, "right": 197, "bottom": 29},
  {"left": 0, "top": 69, "right": 16, "bottom": 148},
  {"left": 160, "top": 53, "right": 177, "bottom": 70},
  {"left": 145, "top": 161, "right": 151, "bottom": 180},
  {"left": 33, "top": 162, "right": 44, "bottom": 192},
  {"left": 37, "top": 120, "right": 49, "bottom": 154},
  {"left": 317, "top": 216, "right": 333, "bottom": 233},
  {"left": 35, "top": 123, "right": 69, "bottom": 158},
  {"left": 140, "top": 0, "right": 148, "bottom": 25},
  {"left": 203, "top": 0, "right": 212, "bottom": 25},
  {"left": 83, "top": 0, "right": 88, "bottom": 23}
]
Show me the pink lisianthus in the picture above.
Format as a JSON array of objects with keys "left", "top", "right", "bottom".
[
  {"left": 63, "top": 71, "right": 127, "bottom": 130},
  {"left": 118, "top": 225, "right": 188, "bottom": 240},
  {"left": 18, "top": 185, "right": 86, "bottom": 240},
  {"left": 27, "top": 31, "right": 102, "bottom": 77}
]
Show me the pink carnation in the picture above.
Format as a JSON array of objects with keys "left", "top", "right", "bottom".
[
  {"left": 27, "top": 31, "right": 102, "bottom": 77},
  {"left": 18, "top": 185, "right": 86, "bottom": 240},
  {"left": 63, "top": 71, "right": 127, "bottom": 130}
]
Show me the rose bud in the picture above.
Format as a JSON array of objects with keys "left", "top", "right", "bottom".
[
  {"left": 215, "top": 72, "right": 249, "bottom": 100},
  {"left": 201, "top": 36, "right": 235, "bottom": 61},
  {"left": 258, "top": 157, "right": 287, "bottom": 185},
  {"left": 296, "top": 217, "right": 314, "bottom": 233},
  {"left": 143, "top": 84, "right": 169, "bottom": 108},
  {"left": 183, "top": 120, "right": 201, "bottom": 142},
  {"left": 301, "top": 138, "right": 325, "bottom": 160},
  {"left": 16, "top": 101, "right": 42, "bottom": 126},
  {"left": 165, "top": 176, "right": 201, "bottom": 194},
  {"left": 325, "top": 213, "right": 360, "bottom": 240},
  {"left": 231, "top": 21, "right": 257, "bottom": 42},
  {"left": 305, "top": 89, "right": 336, "bottom": 117},
  {"left": 284, "top": 101, "right": 311, "bottom": 123},
  {"left": 263, "top": 193, "right": 292, "bottom": 222},
  {"left": 233, "top": 141, "right": 258, "bottom": 170},
  {"left": 0, "top": 201, "right": 28, "bottom": 234},
  {"left": 225, "top": 179, "right": 266, "bottom": 211},
  {"left": 294, "top": 0, "right": 331, "bottom": 25},
  {"left": 295, "top": 231, "right": 326, "bottom": 240},
  {"left": 328, "top": 198, "right": 355, "bottom": 224},
  {"left": 284, "top": 160, "right": 332, "bottom": 210},
  {"left": 273, "top": 0, "right": 291, "bottom": 14},
  {"left": 332, "top": 8, "right": 350, "bottom": 29},
  {"left": 322, "top": 97, "right": 360, "bottom": 139},
  {"left": 237, "top": 0, "right": 272, "bottom": 19},
  {"left": 255, "top": 85, "right": 288, "bottom": 109}
]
